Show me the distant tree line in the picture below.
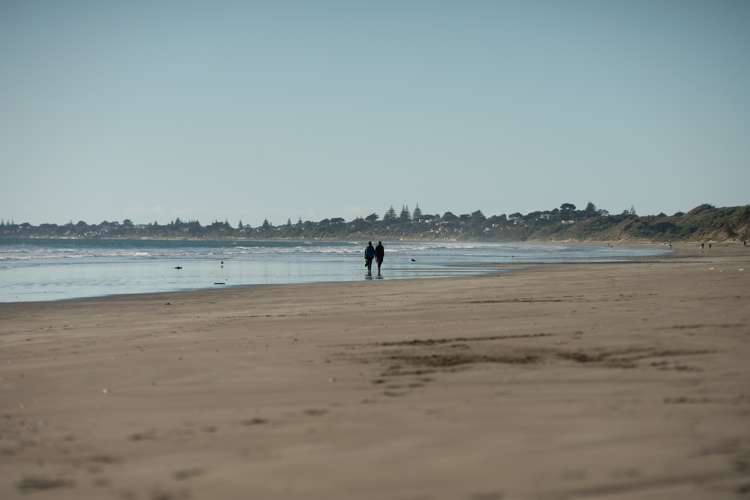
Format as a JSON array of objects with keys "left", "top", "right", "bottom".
[{"left": 1, "top": 203, "right": 748, "bottom": 242}]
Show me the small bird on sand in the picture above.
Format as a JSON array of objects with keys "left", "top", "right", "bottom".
[{"left": 174, "top": 266, "right": 183, "bottom": 270}]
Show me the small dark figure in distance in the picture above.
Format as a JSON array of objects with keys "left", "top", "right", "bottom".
[
  {"left": 709, "top": 242, "right": 712, "bottom": 250},
  {"left": 375, "top": 241, "right": 385, "bottom": 277},
  {"left": 364, "top": 241, "right": 375, "bottom": 277}
]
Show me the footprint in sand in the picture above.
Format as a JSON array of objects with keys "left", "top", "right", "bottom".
[
  {"left": 303, "top": 409, "right": 328, "bottom": 416},
  {"left": 173, "top": 468, "right": 205, "bottom": 481},
  {"left": 129, "top": 429, "right": 157, "bottom": 441},
  {"left": 241, "top": 418, "right": 268, "bottom": 426},
  {"left": 16, "top": 476, "right": 75, "bottom": 493}
]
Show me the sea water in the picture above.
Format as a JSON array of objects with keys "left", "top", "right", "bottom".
[{"left": 0, "top": 239, "right": 668, "bottom": 302}]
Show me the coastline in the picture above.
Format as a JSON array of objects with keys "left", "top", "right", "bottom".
[
  {"left": 0, "top": 239, "right": 672, "bottom": 305},
  {"left": 1, "top": 245, "right": 749, "bottom": 499}
]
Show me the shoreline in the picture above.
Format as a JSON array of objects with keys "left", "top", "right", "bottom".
[
  {"left": 1, "top": 234, "right": 747, "bottom": 244},
  {"left": 0, "top": 240, "right": 672, "bottom": 306},
  {"left": 0, "top": 271, "right": 505, "bottom": 308}
]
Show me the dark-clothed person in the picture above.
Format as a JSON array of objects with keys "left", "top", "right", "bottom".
[
  {"left": 375, "top": 241, "right": 385, "bottom": 277},
  {"left": 364, "top": 241, "right": 375, "bottom": 276}
]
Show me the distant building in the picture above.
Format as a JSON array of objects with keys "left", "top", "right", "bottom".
[{"left": 508, "top": 213, "right": 523, "bottom": 225}]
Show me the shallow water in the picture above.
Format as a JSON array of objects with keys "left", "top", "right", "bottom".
[{"left": 0, "top": 239, "right": 668, "bottom": 302}]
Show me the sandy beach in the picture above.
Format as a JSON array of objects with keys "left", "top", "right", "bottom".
[{"left": 1, "top": 244, "right": 749, "bottom": 500}]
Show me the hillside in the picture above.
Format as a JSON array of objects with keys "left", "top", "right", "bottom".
[{"left": 1, "top": 204, "right": 748, "bottom": 243}]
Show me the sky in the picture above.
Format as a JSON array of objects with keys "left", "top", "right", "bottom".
[{"left": 1, "top": 0, "right": 749, "bottom": 226}]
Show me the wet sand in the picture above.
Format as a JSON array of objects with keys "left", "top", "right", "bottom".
[{"left": 1, "top": 243, "right": 749, "bottom": 499}]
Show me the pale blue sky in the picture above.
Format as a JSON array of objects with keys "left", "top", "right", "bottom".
[{"left": 1, "top": 1, "right": 748, "bottom": 225}]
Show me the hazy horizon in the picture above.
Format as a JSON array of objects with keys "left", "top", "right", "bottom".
[{"left": 2, "top": 1, "right": 749, "bottom": 226}]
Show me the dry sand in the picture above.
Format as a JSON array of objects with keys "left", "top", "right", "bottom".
[{"left": 1, "top": 243, "right": 749, "bottom": 499}]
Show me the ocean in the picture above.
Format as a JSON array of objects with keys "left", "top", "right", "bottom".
[{"left": 0, "top": 239, "right": 668, "bottom": 302}]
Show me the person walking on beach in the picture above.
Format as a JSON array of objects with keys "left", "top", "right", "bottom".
[
  {"left": 364, "top": 241, "right": 375, "bottom": 277},
  {"left": 375, "top": 241, "right": 385, "bottom": 277}
]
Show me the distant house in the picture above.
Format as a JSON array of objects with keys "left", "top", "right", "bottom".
[
  {"left": 420, "top": 214, "right": 439, "bottom": 224},
  {"left": 508, "top": 213, "right": 523, "bottom": 225}
]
